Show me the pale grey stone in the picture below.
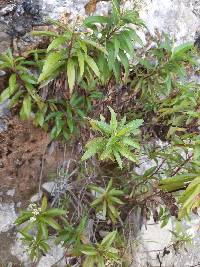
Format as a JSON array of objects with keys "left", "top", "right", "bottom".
[
  {"left": 37, "top": 241, "right": 65, "bottom": 267},
  {"left": 42, "top": 182, "right": 55, "bottom": 193},
  {"left": 30, "top": 191, "right": 42, "bottom": 203},
  {"left": 11, "top": 234, "right": 31, "bottom": 267},
  {"left": 0, "top": 203, "right": 17, "bottom": 233},
  {"left": 6, "top": 189, "right": 15, "bottom": 197},
  {"left": 139, "top": 0, "right": 200, "bottom": 43}
]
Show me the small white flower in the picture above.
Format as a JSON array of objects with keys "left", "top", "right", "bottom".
[
  {"left": 29, "top": 216, "right": 36, "bottom": 222},
  {"left": 28, "top": 203, "right": 37, "bottom": 210},
  {"left": 97, "top": 33, "right": 102, "bottom": 39},
  {"left": 32, "top": 207, "right": 42, "bottom": 216},
  {"left": 32, "top": 209, "right": 39, "bottom": 216}
]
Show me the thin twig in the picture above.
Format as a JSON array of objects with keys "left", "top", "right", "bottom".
[{"left": 38, "top": 146, "right": 47, "bottom": 196}]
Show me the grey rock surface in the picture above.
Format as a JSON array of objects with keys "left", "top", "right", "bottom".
[
  {"left": 0, "top": 100, "right": 10, "bottom": 133},
  {"left": 42, "top": 181, "right": 55, "bottom": 193},
  {"left": 140, "top": 0, "right": 200, "bottom": 43},
  {"left": 37, "top": 241, "right": 65, "bottom": 267},
  {"left": 41, "top": 0, "right": 110, "bottom": 19},
  {"left": 0, "top": 203, "right": 17, "bottom": 233},
  {"left": 41, "top": 0, "right": 200, "bottom": 43}
]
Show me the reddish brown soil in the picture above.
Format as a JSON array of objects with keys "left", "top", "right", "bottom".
[{"left": 0, "top": 116, "right": 64, "bottom": 204}]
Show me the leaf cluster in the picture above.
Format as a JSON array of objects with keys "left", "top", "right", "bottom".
[
  {"left": 90, "top": 179, "right": 124, "bottom": 223},
  {"left": 82, "top": 106, "right": 143, "bottom": 168}
]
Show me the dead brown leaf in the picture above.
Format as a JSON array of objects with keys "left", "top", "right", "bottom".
[{"left": 84, "top": 0, "right": 98, "bottom": 15}]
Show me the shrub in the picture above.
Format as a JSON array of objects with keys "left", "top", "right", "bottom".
[{"left": 0, "top": 0, "right": 199, "bottom": 265}]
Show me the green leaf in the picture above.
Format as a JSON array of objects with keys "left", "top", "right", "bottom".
[
  {"left": 15, "top": 212, "right": 32, "bottom": 225},
  {"left": 171, "top": 42, "right": 193, "bottom": 60},
  {"left": 35, "top": 111, "right": 45, "bottom": 127},
  {"left": 20, "top": 94, "right": 32, "bottom": 120},
  {"left": 0, "top": 74, "right": 18, "bottom": 102},
  {"left": 97, "top": 53, "right": 110, "bottom": 84},
  {"left": 106, "top": 179, "right": 113, "bottom": 192},
  {"left": 122, "top": 10, "right": 145, "bottom": 27},
  {"left": 0, "top": 48, "right": 14, "bottom": 67},
  {"left": 112, "top": 0, "right": 120, "bottom": 19},
  {"left": 38, "top": 51, "right": 64, "bottom": 83},
  {"left": 25, "top": 83, "right": 45, "bottom": 110},
  {"left": 83, "top": 39, "right": 108, "bottom": 55},
  {"left": 84, "top": 15, "right": 109, "bottom": 26},
  {"left": 20, "top": 73, "right": 37, "bottom": 84},
  {"left": 103, "top": 199, "right": 107, "bottom": 218},
  {"left": 97, "top": 257, "right": 106, "bottom": 267},
  {"left": 83, "top": 256, "right": 95, "bottom": 267},
  {"left": 82, "top": 137, "right": 104, "bottom": 161},
  {"left": 90, "top": 119, "right": 111, "bottom": 134},
  {"left": 118, "top": 50, "right": 129, "bottom": 80},
  {"left": 117, "top": 31, "right": 134, "bottom": 55},
  {"left": 108, "top": 106, "right": 117, "bottom": 131},
  {"left": 165, "top": 73, "right": 172, "bottom": 94},
  {"left": 47, "top": 36, "right": 68, "bottom": 52},
  {"left": 107, "top": 42, "right": 115, "bottom": 70},
  {"left": 109, "top": 189, "right": 124, "bottom": 196},
  {"left": 41, "top": 196, "right": 48, "bottom": 211},
  {"left": 40, "top": 241, "right": 50, "bottom": 252},
  {"left": 9, "top": 90, "right": 23, "bottom": 107},
  {"left": 31, "top": 30, "right": 59, "bottom": 37},
  {"left": 119, "top": 145, "right": 138, "bottom": 163},
  {"left": 40, "top": 217, "right": 61, "bottom": 231},
  {"left": 89, "top": 185, "right": 105, "bottom": 194},
  {"left": 78, "top": 40, "right": 88, "bottom": 53},
  {"left": 122, "top": 137, "right": 140, "bottom": 149},
  {"left": 125, "top": 119, "right": 144, "bottom": 131},
  {"left": 50, "top": 125, "right": 62, "bottom": 139},
  {"left": 112, "top": 59, "right": 120, "bottom": 82},
  {"left": 67, "top": 58, "right": 76, "bottom": 94},
  {"left": 66, "top": 106, "right": 74, "bottom": 133},
  {"left": 39, "top": 222, "right": 48, "bottom": 239},
  {"left": 159, "top": 173, "right": 196, "bottom": 192},
  {"left": 125, "top": 28, "right": 143, "bottom": 46},
  {"left": 0, "top": 88, "right": 12, "bottom": 103},
  {"left": 178, "top": 177, "right": 200, "bottom": 218},
  {"left": 113, "top": 149, "right": 123, "bottom": 169},
  {"left": 43, "top": 208, "right": 66, "bottom": 216},
  {"left": 9, "top": 73, "right": 17, "bottom": 92},
  {"left": 100, "top": 145, "right": 112, "bottom": 160},
  {"left": 85, "top": 137, "right": 104, "bottom": 149},
  {"left": 91, "top": 197, "right": 104, "bottom": 207},
  {"left": 101, "top": 230, "right": 117, "bottom": 248},
  {"left": 112, "top": 36, "right": 120, "bottom": 59},
  {"left": 81, "top": 246, "right": 98, "bottom": 256},
  {"left": 109, "top": 196, "right": 124, "bottom": 205},
  {"left": 143, "top": 166, "right": 157, "bottom": 177},
  {"left": 84, "top": 55, "right": 100, "bottom": 77},
  {"left": 77, "top": 50, "right": 85, "bottom": 78},
  {"left": 108, "top": 202, "right": 119, "bottom": 219}
]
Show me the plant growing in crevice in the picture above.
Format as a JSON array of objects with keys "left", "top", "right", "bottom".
[
  {"left": 82, "top": 106, "right": 143, "bottom": 168},
  {"left": 132, "top": 34, "right": 198, "bottom": 111},
  {"left": 81, "top": 230, "right": 120, "bottom": 267},
  {"left": 15, "top": 196, "right": 66, "bottom": 260},
  {"left": 0, "top": 49, "right": 46, "bottom": 121},
  {"left": 90, "top": 179, "right": 124, "bottom": 223}
]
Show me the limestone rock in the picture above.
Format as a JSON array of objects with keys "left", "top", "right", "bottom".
[
  {"left": 37, "top": 241, "right": 65, "bottom": 267},
  {"left": 42, "top": 181, "right": 55, "bottom": 193},
  {"left": 139, "top": 0, "right": 200, "bottom": 43},
  {"left": 0, "top": 203, "right": 17, "bottom": 233}
]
